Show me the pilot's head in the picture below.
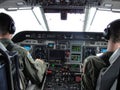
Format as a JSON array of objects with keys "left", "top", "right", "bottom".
[
  {"left": 0, "top": 13, "right": 16, "bottom": 37},
  {"left": 104, "top": 19, "right": 120, "bottom": 43}
]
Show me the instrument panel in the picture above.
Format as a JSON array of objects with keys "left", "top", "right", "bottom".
[
  {"left": 12, "top": 31, "right": 107, "bottom": 90},
  {"left": 13, "top": 31, "right": 107, "bottom": 63}
]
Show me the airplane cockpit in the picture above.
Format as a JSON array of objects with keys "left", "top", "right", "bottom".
[
  {"left": 12, "top": 31, "right": 107, "bottom": 90},
  {"left": 0, "top": 0, "right": 120, "bottom": 90}
]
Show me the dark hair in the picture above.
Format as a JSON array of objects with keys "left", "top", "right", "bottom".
[
  {"left": 109, "top": 19, "right": 120, "bottom": 43},
  {"left": 0, "top": 13, "right": 15, "bottom": 35},
  {"left": 104, "top": 19, "right": 120, "bottom": 43}
]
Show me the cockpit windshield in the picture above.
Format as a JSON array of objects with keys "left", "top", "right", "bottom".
[{"left": 0, "top": 1, "right": 120, "bottom": 34}]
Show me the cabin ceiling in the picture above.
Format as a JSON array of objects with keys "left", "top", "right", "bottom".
[
  {"left": 99, "top": 0, "right": 120, "bottom": 11},
  {"left": 0, "top": 0, "right": 27, "bottom": 9}
]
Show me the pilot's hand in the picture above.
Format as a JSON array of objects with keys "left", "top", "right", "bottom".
[{"left": 35, "top": 58, "right": 44, "bottom": 64}]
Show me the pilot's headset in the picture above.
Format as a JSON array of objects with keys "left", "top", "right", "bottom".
[
  {"left": 103, "top": 23, "right": 111, "bottom": 40},
  {"left": 103, "top": 19, "right": 120, "bottom": 40},
  {"left": 0, "top": 13, "right": 16, "bottom": 34}
]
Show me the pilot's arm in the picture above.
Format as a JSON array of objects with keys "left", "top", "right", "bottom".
[{"left": 22, "top": 49, "right": 47, "bottom": 85}]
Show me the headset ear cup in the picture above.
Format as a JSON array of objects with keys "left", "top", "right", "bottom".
[
  {"left": 9, "top": 22, "right": 16, "bottom": 34},
  {"left": 103, "top": 28, "right": 110, "bottom": 40}
]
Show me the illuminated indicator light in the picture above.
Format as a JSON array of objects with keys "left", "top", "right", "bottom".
[
  {"left": 52, "top": 64, "right": 55, "bottom": 67},
  {"left": 75, "top": 76, "right": 81, "bottom": 82},
  {"left": 47, "top": 70, "right": 52, "bottom": 74}
]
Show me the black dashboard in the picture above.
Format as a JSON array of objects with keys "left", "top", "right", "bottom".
[{"left": 12, "top": 31, "right": 107, "bottom": 90}]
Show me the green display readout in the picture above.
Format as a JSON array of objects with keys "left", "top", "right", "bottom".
[
  {"left": 72, "top": 45, "right": 81, "bottom": 52},
  {"left": 71, "top": 54, "right": 81, "bottom": 61}
]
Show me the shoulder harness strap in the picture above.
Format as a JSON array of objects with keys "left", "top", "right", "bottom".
[
  {"left": 6, "top": 43, "right": 14, "bottom": 51},
  {"left": 99, "top": 52, "right": 113, "bottom": 67}
]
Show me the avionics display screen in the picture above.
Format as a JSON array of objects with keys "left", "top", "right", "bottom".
[
  {"left": 72, "top": 45, "right": 81, "bottom": 52},
  {"left": 22, "top": 45, "right": 31, "bottom": 51},
  {"left": 100, "top": 48, "right": 107, "bottom": 53},
  {"left": 48, "top": 43, "right": 54, "bottom": 48},
  {"left": 48, "top": 49, "right": 65, "bottom": 61},
  {"left": 71, "top": 54, "right": 81, "bottom": 61}
]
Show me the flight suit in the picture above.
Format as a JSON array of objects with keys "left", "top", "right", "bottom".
[
  {"left": 81, "top": 52, "right": 113, "bottom": 90},
  {"left": 0, "top": 38, "right": 47, "bottom": 90}
]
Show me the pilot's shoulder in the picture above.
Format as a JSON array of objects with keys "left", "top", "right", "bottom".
[
  {"left": 84, "top": 56, "right": 105, "bottom": 66},
  {"left": 13, "top": 44, "right": 27, "bottom": 53}
]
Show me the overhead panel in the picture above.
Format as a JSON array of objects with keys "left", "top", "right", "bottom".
[
  {"left": 99, "top": 0, "right": 120, "bottom": 11},
  {"left": 26, "top": 0, "right": 102, "bottom": 13},
  {"left": 0, "top": 0, "right": 102, "bottom": 12},
  {"left": 86, "top": 0, "right": 101, "bottom": 6},
  {"left": 0, "top": 0, "right": 7, "bottom": 3},
  {"left": 0, "top": 0, "right": 28, "bottom": 9}
]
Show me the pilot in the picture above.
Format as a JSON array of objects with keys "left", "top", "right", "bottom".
[
  {"left": 0, "top": 12, "right": 46, "bottom": 90},
  {"left": 81, "top": 19, "right": 120, "bottom": 90}
]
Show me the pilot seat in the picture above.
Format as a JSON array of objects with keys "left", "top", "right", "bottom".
[
  {"left": 0, "top": 42, "right": 20, "bottom": 90},
  {"left": 96, "top": 48, "right": 120, "bottom": 90}
]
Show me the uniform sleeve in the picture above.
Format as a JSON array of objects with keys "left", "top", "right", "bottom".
[
  {"left": 81, "top": 56, "right": 106, "bottom": 90},
  {"left": 23, "top": 51, "right": 47, "bottom": 85}
]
